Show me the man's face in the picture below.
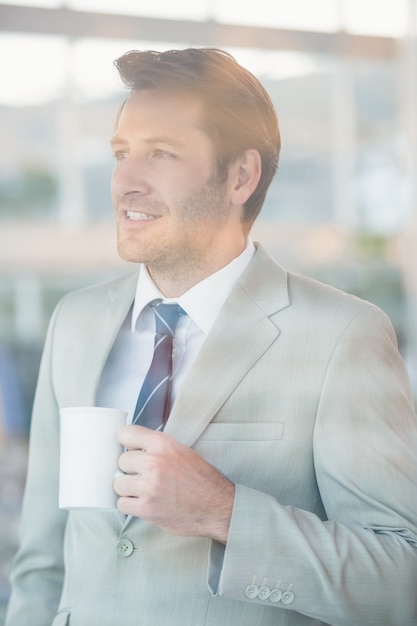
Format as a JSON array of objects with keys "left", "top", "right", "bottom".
[{"left": 110, "top": 89, "right": 243, "bottom": 285}]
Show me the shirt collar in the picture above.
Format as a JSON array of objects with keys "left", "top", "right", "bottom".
[{"left": 131, "top": 238, "right": 255, "bottom": 334}]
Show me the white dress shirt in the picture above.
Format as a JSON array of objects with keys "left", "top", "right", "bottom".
[{"left": 96, "top": 239, "right": 255, "bottom": 423}]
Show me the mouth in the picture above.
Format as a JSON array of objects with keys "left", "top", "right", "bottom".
[{"left": 125, "top": 210, "right": 159, "bottom": 221}]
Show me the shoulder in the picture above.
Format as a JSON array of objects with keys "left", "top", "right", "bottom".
[
  {"left": 288, "top": 269, "right": 372, "bottom": 313},
  {"left": 57, "top": 269, "right": 138, "bottom": 310},
  {"left": 254, "top": 243, "right": 394, "bottom": 333},
  {"left": 47, "top": 269, "right": 139, "bottom": 338}
]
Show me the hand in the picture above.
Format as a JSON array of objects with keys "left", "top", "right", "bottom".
[{"left": 114, "top": 425, "right": 235, "bottom": 544}]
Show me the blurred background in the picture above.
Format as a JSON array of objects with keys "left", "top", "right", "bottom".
[{"left": 0, "top": 0, "right": 417, "bottom": 621}]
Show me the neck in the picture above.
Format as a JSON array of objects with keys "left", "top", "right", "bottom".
[{"left": 147, "top": 237, "right": 248, "bottom": 298}]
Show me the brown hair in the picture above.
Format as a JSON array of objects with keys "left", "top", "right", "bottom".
[{"left": 114, "top": 48, "right": 280, "bottom": 224}]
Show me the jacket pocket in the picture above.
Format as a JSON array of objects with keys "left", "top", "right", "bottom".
[
  {"left": 198, "top": 421, "right": 285, "bottom": 441},
  {"left": 193, "top": 422, "right": 286, "bottom": 486}
]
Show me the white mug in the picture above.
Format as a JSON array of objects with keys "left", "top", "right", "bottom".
[{"left": 59, "top": 406, "right": 127, "bottom": 511}]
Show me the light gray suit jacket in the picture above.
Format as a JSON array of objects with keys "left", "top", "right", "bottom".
[{"left": 6, "top": 244, "right": 417, "bottom": 626}]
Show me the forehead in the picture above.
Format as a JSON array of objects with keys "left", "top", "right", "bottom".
[{"left": 114, "top": 89, "right": 205, "bottom": 137}]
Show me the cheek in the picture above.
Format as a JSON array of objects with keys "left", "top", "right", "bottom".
[
  {"left": 110, "top": 168, "right": 121, "bottom": 200},
  {"left": 110, "top": 176, "right": 117, "bottom": 207}
]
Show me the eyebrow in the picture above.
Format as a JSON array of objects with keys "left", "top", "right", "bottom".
[
  {"left": 110, "top": 135, "right": 185, "bottom": 148},
  {"left": 110, "top": 136, "right": 124, "bottom": 148}
]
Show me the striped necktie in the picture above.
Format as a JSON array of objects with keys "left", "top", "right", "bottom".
[{"left": 132, "top": 301, "right": 183, "bottom": 430}]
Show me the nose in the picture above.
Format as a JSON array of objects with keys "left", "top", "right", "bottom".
[{"left": 111, "top": 155, "right": 150, "bottom": 198}]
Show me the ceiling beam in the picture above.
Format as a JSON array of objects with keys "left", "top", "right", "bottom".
[{"left": 0, "top": 3, "right": 398, "bottom": 59}]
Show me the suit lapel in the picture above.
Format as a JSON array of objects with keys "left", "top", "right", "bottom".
[
  {"left": 94, "top": 271, "right": 139, "bottom": 394},
  {"left": 164, "top": 244, "right": 290, "bottom": 447},
  {"left": 75, "top": 271, "right": 139, "bottom": 406}
]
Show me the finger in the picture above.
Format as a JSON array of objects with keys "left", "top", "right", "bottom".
[
  {"left": 114, "top": 472, "right": 140, "bottom": 497},
  {"left": 117, "top": 496, "right": 142, "bottom": 517},
  {"left": 117, "top": 424, "right": 155, "bottom": 450},
  {"left": 118, "top": 449, "right": 145, "bottom": 474}
]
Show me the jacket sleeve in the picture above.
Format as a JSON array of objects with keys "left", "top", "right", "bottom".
[
  {"left": 5, "top": 300, "right": 68, "bottom": 626},
  {"left": 208, "top": 305, "right": 417, "bottom": 626}
]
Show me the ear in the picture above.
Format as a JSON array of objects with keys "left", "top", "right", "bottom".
[{"left": 229, "top": 149, "right": 262, "bottom": 206}]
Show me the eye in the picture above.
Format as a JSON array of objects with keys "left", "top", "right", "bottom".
[
  {"left": 152, "top": 149, "right": 177, "bottom": 160},
  {"left": 113, "top": 149, "right": 129, "bottom": 161}
]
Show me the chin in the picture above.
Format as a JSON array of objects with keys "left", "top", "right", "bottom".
[{"left": 117, "top": 242, "right": 144, "bottom": 264}]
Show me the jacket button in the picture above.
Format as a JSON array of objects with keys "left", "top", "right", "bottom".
[
  {"left": 281, "top": 590, "right": 295, "bottom": 605},
  {"left": 117, "top": 538, "right": 134, "bottom": 557},
  {"left": 269, "top": 588, "right": 282, "bottom": 603},
  {"left": 258, "top": 585, "right": 271, "bottom": 600},
  {"left": 245, "top": 584, "right": 259, "bottom": 599}
]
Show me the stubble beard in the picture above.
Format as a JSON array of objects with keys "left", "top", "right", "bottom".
[{"left": 117, "top": 170, "right": 230, "bottom": 284}]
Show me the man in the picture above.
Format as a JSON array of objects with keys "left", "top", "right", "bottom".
[{"left": 6, "top": 48, "right": 417, "bottom": 626}]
